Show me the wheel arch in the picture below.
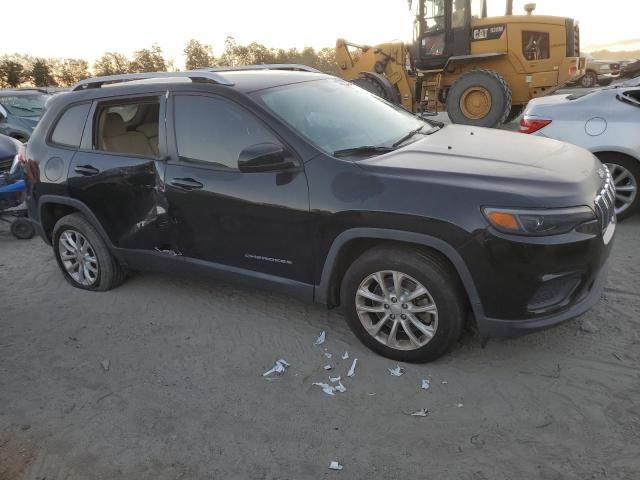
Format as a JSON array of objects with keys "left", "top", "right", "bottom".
[
  {"left": 315, "top": 228, "right": 483, "bottom": 318},
  {"left": 591, "top": 149, "right": 640, "bottom": 165},
  {"left": 38, "top": 195, "right": 114, "bottom": 249}
]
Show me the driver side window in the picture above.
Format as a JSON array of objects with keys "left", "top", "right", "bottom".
[{"left": 173, "top": 95, "right": 280, "bottom": 170}]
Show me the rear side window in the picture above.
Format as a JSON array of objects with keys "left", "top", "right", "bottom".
[
  {"left": 173, "top": 95, "right": 279, "bottom": 170},
  {"left": 94, "top": 98, "right": 160, "bottom": 157},
  {"left": 50, "top": 103, "right": 91, "bottom": 147}
]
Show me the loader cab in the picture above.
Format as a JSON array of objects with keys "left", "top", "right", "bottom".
[{"left": 412, "top": 0, "right": 484, "bottom": 69}]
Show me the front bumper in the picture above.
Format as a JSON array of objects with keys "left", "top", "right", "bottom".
[{"left": 475, "top": 253, "right": 609, "bottom": 338}]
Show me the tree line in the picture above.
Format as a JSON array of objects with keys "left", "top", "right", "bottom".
[{"left": 0, "top": 37, "right": 338, "bottom": 88}]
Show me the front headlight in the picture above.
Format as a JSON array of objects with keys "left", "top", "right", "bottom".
[{"left": 483, "top": 206, "right": 596, "bottom": 236}]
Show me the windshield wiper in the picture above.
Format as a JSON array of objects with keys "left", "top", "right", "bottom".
[
  {"left": 392, "top": 123, "right": 441, "bottom": 148},
  {"left": 332, "top": 145, "right": 395, "bottom": 157}
]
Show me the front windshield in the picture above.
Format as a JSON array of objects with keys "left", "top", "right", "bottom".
[
  {"left": 0, "top": 93, "right": 49, "bottom": 117},
  {"left": 254, "top": 78, "right": 437, "bottom": 155}
]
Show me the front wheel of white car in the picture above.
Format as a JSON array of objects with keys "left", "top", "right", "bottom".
[{"left": 597, "top": 153, "right": 640, "bottom": 220}]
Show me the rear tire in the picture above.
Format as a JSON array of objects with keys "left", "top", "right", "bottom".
[
  {"left": 446, "top": 69, "right": 512, "bottom": 128},
  {"left": 596, "top": 153, "right": 640, "bottom": 220},
  {"left": 341, "top": 246, "right": 466, "bottom": 363},
  {"left": 52, "top": 213, "right": 126, "bottom": 291}
]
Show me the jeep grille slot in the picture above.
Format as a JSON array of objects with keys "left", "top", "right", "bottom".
[{"left": 594, "top": 167, "right": 616, "bottom": 232}]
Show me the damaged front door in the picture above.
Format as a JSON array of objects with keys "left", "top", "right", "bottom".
[{"left": 67, "top": 94, "right": 170, "bottom": 250}]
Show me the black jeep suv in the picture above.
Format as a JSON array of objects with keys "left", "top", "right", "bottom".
[{"left": 24, "top": 66, "right": 615, "bottom": 362}]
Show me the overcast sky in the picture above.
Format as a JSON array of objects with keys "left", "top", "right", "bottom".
[{"left": 3, "top": 0, "right": 638, "bottom": 67}]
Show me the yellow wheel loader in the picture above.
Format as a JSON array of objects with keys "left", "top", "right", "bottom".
[{"left": 336, "top": 0, "right": 585, "bottom": 127}]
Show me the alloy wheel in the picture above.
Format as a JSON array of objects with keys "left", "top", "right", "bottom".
[
  {"left": 606, "top": 162, "right": 638, "bottom": 216},
  {"left": 355, "top": 270, "right": 438, "bottom": 351},
  {"left": 58, "top": 230, "right": 99, "bottom": 286}
]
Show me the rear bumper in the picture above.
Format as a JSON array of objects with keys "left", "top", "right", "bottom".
[{"left": 475, "top": 254, "right": 609, "bottom": 338}]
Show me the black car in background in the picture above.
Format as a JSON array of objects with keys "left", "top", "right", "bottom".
[
  {"left": 23, "top": 66, "right": 615, "bottom": 362},
  {"left": 0, "top": 89, "right": 50, "bottom": 141}
]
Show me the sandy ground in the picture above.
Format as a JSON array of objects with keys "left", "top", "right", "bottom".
[{"left": 1, "top": 213, "right": 639, "bottom": 479}]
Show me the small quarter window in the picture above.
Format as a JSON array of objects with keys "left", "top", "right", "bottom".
[
  {"left": 50, "top": 103, "right": 91, "bottom": 147},
  {"left": 523, "top": 31, "right": 550, "bottom": 60},
  {"left": 94, "top": 98, "right": 160, "bottom": 157}
]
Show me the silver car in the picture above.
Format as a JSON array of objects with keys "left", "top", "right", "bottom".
[{"left": 521, "top": 78, "right": 640, "bottom": 219}]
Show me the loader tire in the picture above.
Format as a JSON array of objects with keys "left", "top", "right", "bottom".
[
  {"left": 446, "top": 69, "right": 512, "bottom": 128},
  {"left": 352, "top": 74, "right": 400, "bottom": 104}
]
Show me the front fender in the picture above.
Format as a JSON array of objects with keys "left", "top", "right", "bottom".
[{"left": 314, "top": 227, "right": 483, "bottom": 320}]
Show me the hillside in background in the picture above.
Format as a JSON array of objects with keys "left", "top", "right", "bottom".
[{"left": 590, "top": 49, "right": 640, "bottom": 60}]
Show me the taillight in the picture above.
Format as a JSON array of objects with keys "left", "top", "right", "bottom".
[
  {"left": 519, "top": 117, "right": 552, "bottom": 134},
  {"left": 9, "top": 142, "right": 26, "bottom": 176}
]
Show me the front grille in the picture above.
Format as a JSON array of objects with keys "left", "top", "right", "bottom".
[
  {"left": 594, "top": 167, "right": 616, "bottom": 232},
  {"left": 0, "top": 156, "right": 13, "bottom": 173}
]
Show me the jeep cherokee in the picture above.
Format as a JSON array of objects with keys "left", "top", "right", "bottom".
[{"left": 23, "top": 66, "right": 615, "bottom": 362}]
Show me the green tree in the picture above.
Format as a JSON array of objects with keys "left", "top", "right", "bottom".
[
  {"left": 93, "top": 52, "right": 130, "bottom": 76},
  {"left": 130, "top": 44, "right": 167, "bottom": 73},
  {"left": 30, "top": 58, "right": 57, "bottom": 87},
  {"left": 56, "top": 58, "right": 90, "bottom": 86},
  {"left": 184, "top": 39, "right": 214, "bottom": 70},
  {"left": 0, "top": 59, "right": 25, "bottom": 87}
]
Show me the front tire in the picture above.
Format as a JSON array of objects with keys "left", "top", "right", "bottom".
[
  {"left": 446, "top": 69, "right": 512, "bottom": 128},
  {"left": 596, "top": 153, "right": 640, "bottom": 220},
  {"left": 341, "top": 246, "right": 466, "bottom": 363},
  {"left": 52, "top": 213, "right": 126, "bottom": 291},
  {"left": 580, "top": 71, "right": 598, "bottom": 88}
]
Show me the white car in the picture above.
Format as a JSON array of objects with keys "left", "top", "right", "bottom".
[{"left": 521, "top": 78, "right": 640, "bottom": 219}]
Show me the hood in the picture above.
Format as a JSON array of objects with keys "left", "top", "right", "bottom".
[
  {"left": 356, "top": 125, "right": 602, "bottom": 207},
  {"left": 13, "top": 115, "right": 40, "bottom": 131}
]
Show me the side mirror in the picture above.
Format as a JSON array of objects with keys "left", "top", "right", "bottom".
[{"left": 238, "top": 142, "right": 295, "bottom": 173}]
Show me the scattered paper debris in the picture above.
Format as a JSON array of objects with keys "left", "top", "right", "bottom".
[
  {"left": 100, "top": 359, "right": 110, "bottom": 372},
  {"left": 329, "top": 376, "right": 341, "bottom": 383},
  {"left": 407, "top": 408, "right": 430, "bottom": 417},
  {"left": 367, "top": 393, "right": 376, "bottom": 396},
  {"left": 441, "top": 380, "right": 448, "bottom": 384},
  {"left": 324, "top": 352, "right": 333, "bottom": 358},
  {"left": 347, "top": 358, "right": 358, "bottom": 377},
  {"left": 263, "top": 359, "right": 290, "bottom": 377},
  {"left": 313, "top": 382, "right": 335, "bottom": 395},
  {"left": 341, "top": 351, "right": 349, "bottom": 360},
  {"left": 314, "top": 331, "right": 326, "bottom": 345},
  {"left": 456, "top": 403, "right": 464, "bottom": 408},
  {"left": 329, "top": 461, "right": 343, "bottom": 471},
  {"left": 389, "top": 366, "right": 405, "bottom": 377},
  {"left": 335, "top": 381, "right": 347, "bottom": 393},
  {"left": 324, "top": 365, "right": 333, "bottom": 371},
  {"left": 421, "top": 379, "right": 431, "bottom": 390}
]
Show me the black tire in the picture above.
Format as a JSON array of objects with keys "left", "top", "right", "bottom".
[
  {"left": 596, "top": 153, "right": 640, "bottom": 220},
  {"left": 580, "top": 71, "right": 598, "bottom": 88},
  {"left": 446, "top": 69, "right": 512, "bottom": 128},
  {"left": 504, "top": 105, "right": 524, "bottom": 124},
  {"left": 340, "top": 245, "right": 466, "bottom": 363},
  {"left": 352, "top": 74, "right": 400, "bottom": 104},
  {"left": 10, "top": 217, "right": 35, "bottom": 239},
  {"left": 52, "top": 213, "right": 126, "bottom": 291}
]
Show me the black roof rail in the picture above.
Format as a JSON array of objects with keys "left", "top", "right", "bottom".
[
  {"left": 199, "top": 64, "right": 322, "bottom": 74},
  {"left": 71, "top": 70, "right": 235, "bottom": 91}
]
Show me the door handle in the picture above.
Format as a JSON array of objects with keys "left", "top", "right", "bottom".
[
  {"left": 74, "top": 165, "right": 100, "bottom": 176},
  {"left": 170, "top": 177, "right": 204, "bottom": 191}
]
